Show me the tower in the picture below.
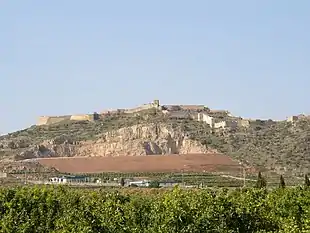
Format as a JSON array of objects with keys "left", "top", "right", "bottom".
[{"left": 153, "top": 99, "right": 160, "bottom": 107}]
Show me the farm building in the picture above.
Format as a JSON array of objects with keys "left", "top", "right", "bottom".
[
  {"left": 128, "top": 179, "right": 179, "bottom": 187},
  {"left": 128, "top": 180, "right": 150, "bottom": 187},
  {"left": 49, "top": 175, "right": 89, "bottom": 184}
]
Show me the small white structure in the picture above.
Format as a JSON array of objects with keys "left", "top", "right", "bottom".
[
  {"left": 287, "top": 116, "right": 298, "bottom": 122},
  {"left": 49, "top": 175, "right": 89, "bottom": 184},
  {"left": 128, "top": 180, "right": 150, "bottom": 187}
]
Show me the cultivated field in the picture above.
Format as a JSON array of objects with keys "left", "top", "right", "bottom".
[{"left": 37, "top": 153, "right": 242, "bottom": 174}]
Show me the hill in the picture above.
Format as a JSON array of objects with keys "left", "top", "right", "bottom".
[{"left": 1, "top": 108, "right": 310, "bottom": 176}]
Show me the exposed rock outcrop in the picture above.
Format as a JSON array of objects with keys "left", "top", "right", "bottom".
[{"left": 14, "top": 123, "right": 215, "bottom": 160}]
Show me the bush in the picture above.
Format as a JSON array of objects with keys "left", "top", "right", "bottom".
[
  {"left": 0, "top": 186, "right": 310, "bottom": 232},
  {"left": 148, "top": 180, "right": 160, "bottom": 188}
]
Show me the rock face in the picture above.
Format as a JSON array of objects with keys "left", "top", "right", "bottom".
[{"left": 14, "top": 124, "right": 214, "bottom": 160}]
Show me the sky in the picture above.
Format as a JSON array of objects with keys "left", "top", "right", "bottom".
[{"left": 1, "top": 0, "right": 310, "bottom": 134}]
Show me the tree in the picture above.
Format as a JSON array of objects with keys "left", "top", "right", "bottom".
[
  {"left": 120, "top": 177, "right": 125, "bottom": 187},
  {"left": 304, "top": 174, "right": 310, "bottom": 188},
  {"left": 148, "top": 180, "right": 160, "bottom": 188},
  {"left": 255, "top": 172, "right": 266, "bottom": 189},
  {"left": 279, "top": 175, "right": 286, "bottom": 188}
]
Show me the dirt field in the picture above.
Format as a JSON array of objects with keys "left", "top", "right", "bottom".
[{"left": 37, "top": 154, "right": 241, "bottom": 174}]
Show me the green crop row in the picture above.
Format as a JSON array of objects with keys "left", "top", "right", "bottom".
[{"left": 0, "top": 186, "right": 310, "bottom": 232}]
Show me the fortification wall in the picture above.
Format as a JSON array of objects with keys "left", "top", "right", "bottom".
[
  {"left": 37, "top": 113, "right": 100, "bottom": 126},
  {"left": 214, "top": 121, "right": 227, "bottom": 129},
  {"left": 47, "top": 116, "right": 71, "bottom": 124},
  {"left": 179, "top": 105, "right": 205, "bottom": 111},
  {"left": 37, "top": 115, "right": 71, "bottom": 126},
  {"left": 37, "top": 116, "right": 50, "bottom": 126},
  {"left": 197, "top": 113, "right": 214, "bottom": 128},
  {"left": 167, "top": 111, "right": 191, "bottom": 119},
  {"left": 203, "top": 114, "right": 214, "bottom": 127},
  {"left": 70, "top": 114, "right": 94, "bottom": 121},
  {"left": 124, "top": 104, "right": 155, "bottom": 114},
  {"left": 214, "top": 120, "right": 237, "bottom": 129}
]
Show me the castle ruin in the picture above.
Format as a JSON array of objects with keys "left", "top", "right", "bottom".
[{"left": 36, "top": 99, "right": 246, "bottom": 129}]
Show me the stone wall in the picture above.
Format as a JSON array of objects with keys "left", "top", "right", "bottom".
[
  {"left": 214, "top": 121, "right": 226, "bottom": 129},
  {"left": 47, "top": 116, "right": 71, "bottom": 124},
  {"left": 124, "top": 104, "right": 154, "bottom": 114},
  {"left": 167, "top": 111, "right": 191, "bottom": 119},
  {"left": 214, "top": 120, "right": 237, "bottom": 129},
  {"left": 37, "top": 116, "right": 50, "bottom": 126},
  {"left": 197, "top": 113, "right": 214, "bottom": 128},
  {"left": 70, "top": 114, "right": 95, "bottom": 121},
  {"left": 37, "top": 116, "right": 71, "bottom": 126},
  {"left": 179, "top": 105, "right": 205, "bottom": 111},
  {"left": 123, "top": 100, "right": 160, "bottom": 114},
  {"left": 37, "top": 114, "right": 95, "bottom": 126},
  {"left": 197, "top": 113, "right": 240, "bottom": 129}
]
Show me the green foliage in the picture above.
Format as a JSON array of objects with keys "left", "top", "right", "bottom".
[
  {"left": 120, "top": 177, "right": 125, "bottom": 187},
  {"left": 148, "top": 180, "right": 160, "bottom": 188},
  {"left": 0, "top": 186, "right": 310, "bottom": 232}
]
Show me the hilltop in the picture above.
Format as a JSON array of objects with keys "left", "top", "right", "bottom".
[{"left": 0, "top": 100, "right": 310, "bottom": 176}]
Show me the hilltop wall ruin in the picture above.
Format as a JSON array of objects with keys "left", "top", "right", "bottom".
[
  {"left": 37, "top": 116, "right": 71, "bottom": 126},
  {"left": 35, "top": 99, "right": 244, "bottom": 129},
  {"left": 36, "top": 100, "right": 161, "bottom": 126},
  {"left": 37, "top": 114, "right": 97, "bottom": 126}
]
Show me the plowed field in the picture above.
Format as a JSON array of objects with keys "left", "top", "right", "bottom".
[{"left": 37, "top": 153, "right": 241, "bottom": 174}]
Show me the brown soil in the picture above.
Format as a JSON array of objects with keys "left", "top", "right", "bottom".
[{"left": 37, "top": 153, "right": 241, "bottom": 174}]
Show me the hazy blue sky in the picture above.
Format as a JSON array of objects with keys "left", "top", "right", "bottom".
[{"left": 1, "top": 1, "right": 310, "bottom": 134}]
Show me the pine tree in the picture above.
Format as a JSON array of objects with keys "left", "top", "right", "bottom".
[
  {"left": 255, "top": 172, "right": 266, "bottom": 189},
  {"left": 304, "top": 174, "right": 310, "bottom": 188},
  {"left": 120, "top": 177, "right": 125, "bottom": 187},
  {"left": 279, "top": 175, "right": 286, "bottom": 188}
]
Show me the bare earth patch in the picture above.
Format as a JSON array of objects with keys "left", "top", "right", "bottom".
[{"left": 37, "top": 153, "right": 241, "bottom": 174}]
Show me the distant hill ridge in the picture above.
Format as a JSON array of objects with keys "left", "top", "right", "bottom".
[{"left": 1, "top": 99, "right": 310, "bottom": 177}]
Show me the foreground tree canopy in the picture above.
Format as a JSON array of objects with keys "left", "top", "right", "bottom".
[{"left": 0, "top": 186, "right": 310, "bottom": 232}]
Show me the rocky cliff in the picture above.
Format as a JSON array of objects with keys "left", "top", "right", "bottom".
[{"left": 10, "top": 123, "right": 214, "bottom": 160}]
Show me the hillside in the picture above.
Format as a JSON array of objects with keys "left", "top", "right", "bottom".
[{"left": 1, "top": 109, "right": 310, "bottom": 176}]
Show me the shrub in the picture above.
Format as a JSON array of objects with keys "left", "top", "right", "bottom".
[{"left": 0, "top": 186, "right": 310, "bottom": 232}]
